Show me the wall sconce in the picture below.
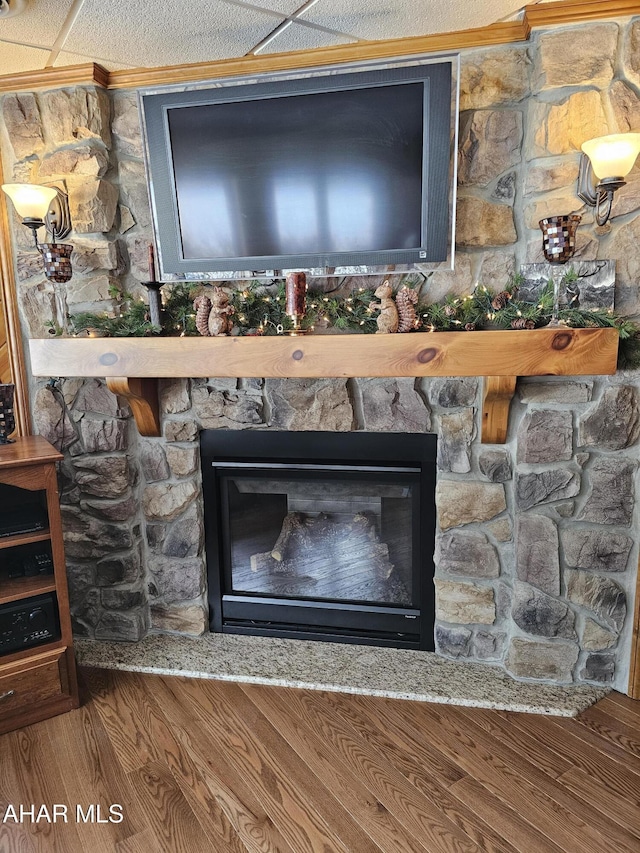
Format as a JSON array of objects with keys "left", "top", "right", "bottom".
[
  {"left": 2, "top": 183, "right": 74, "bottom": 334},
  {"left": 578, "top": 133, "right": 640, "bottom": 226}
]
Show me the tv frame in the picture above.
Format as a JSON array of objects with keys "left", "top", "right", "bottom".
[{"left": 140, "top": 57, "right": 459, "bottom": 281}]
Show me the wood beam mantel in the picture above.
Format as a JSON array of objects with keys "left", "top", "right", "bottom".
[{"left": 29, "top": 328, "right": 619, "bottom": 443}]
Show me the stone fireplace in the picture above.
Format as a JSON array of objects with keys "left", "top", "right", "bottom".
[{"left": 1, "top": 12, "right": 640, "bottom": 694}]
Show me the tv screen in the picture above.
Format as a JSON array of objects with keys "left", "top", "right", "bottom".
[{"left": 141, "top": 61, "right": 454, "bottom": 278}]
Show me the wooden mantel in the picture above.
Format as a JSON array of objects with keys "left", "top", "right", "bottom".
[{"left": 28, "top": 327, "right": 619, "bottom": 443}]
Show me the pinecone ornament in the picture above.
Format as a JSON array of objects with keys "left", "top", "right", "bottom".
[
  {"left": 491, "top": 291, "right": 511, "bottom": 311},
  {"left": 511, "top": 317, "right": 536, "bottom": 330},
  {"left": 396, "top": 286, "right": 420, "bottom": 332},
  {"left": 194, "top": 295, "right": 212, "bottom": 336},
  {"left": 444, "top": 305, "right": 457, "bottom": 318},
  {"left": 464, "top": 322, "right": 476, "bottom": 331}
]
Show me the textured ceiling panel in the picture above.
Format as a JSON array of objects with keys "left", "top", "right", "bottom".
[
  {"left": 220, "top": 0, "right": 309, "bottom": 14},
  {"left": 0, "top": 41, "right": 51, "bottom": 75},
  {"left": 257, "top": 22, "right": 357, "bottom": 54},
  {"left": 52, "top": 50, "right": 135, "bottom": 72},
  {"left": 0, "top": 0, "right": 75, "bottom": 49},
  {"left": 63, "top": 0, "right": 286, "bottom": 68},
  {"left": 300, "top": 0, "right": 526, "bottom": 41}
]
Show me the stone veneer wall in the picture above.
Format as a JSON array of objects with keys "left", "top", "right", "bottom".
[{"left": 1, "top": 16, "right": 640, "bottom": 690}]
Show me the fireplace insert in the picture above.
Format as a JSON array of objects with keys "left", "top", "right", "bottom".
[{"left": 201, "top": 430, "right": 436, "bottom": 649}]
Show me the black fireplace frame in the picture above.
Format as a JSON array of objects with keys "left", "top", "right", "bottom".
[{"left": 201, "top": 430, "right": 437, "bottom": 650}]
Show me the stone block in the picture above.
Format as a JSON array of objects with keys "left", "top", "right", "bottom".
[
  {"left": 478, "top": 449, "right": 512, "bottom": 482},
  {"left": 112, "top": 91, "right": 144, "bottom": 157},
  {"left": 525, "top": 161, "right": 578, "bottom": 195},
  {"left": 73, "top": 378, "right": 129, "bottom": 417},
  {"left": 579, "top": 458, "right": 636, "bottom": 526},
  {"left": 610, "top": 80, "right": 640, "bottom": 134},
  {"left": 265, "top": 379, "right": 353, "bottom": 431},
  {"left": 435, "top": 580, "right": 495, "bottom": 625},
  {"left": 565, "top": 570, "right": 626, "bottom": 632},
  {"left": 164, "top": 420, "right": 199, "bottom": 442},
  {"left": 66, "top": 273, "right": 119, "bottom": 306},
  {"left": 159, "top": 379, "right": 191, "bottom": 414},
  {"left": 37, "top": 145, "right": 109, "bottom": 179},
  {"left": 41, "top": 87, "right": 111, "bottom": 146},
  {"left": 140, "top": 441, "right": 170, "bottom": 483},
  {"left": 417, "top": 255, "right": 474, "bottom": 304},
  {"left": 429, "top": 378, "right": 478, "bottom": 408},
  {"left": 563, "top": 529, "right": 633, "bottom": 573},
  {"left": 579, "top": 385, "right": 640, "bottom": 450},
  {"left": 15, "top": 251, "right": 47, "bottom": 282},
  {"left": 435, "top": 625, "right": 472, "bottom": 658},
  {"left": 142, "top": 481, "right": 199, "bottom": 521},
  {"left": 166, "top": 446, "right": 198, "bottom": 477},
  {"left": 161, "top": 508, "right": 203, "bottom": 558},
  {"left": 118, "top": 160, "right": 151, "bottom": 227},
  {"left": 72, "top": 455, "right": 130, "bottom": 498},
  {"left": 506, "top": 638, "right": 579, "bottom": 682},
  {"left": 473, "top": 631, "right": 507, "bottom": 661},
  {"left": 518, "top": 381, "right": 592, "bottom": 404},
  {"left": 148, "top": 556, "right": 205, "bottom": 601},
  {"left": 516, "top": 514, "right": 559, "bottom": 595},
  {"left": 605, "top": 214, "right": 640, "bottom": 319},
  {"left": 516, "top": 469, "right": 580, "bottom": 511},
  {"left": 437, "top": 409, "right": 475, "bottom": 473},
  {"left": 71, "top": 239, "right": 121, "bottom": 274},
  {"left": 96, "top": 552, "right": 141, "bottom": 586},
  {"left": 2, "top": 93, "right": 44, "bottom": 159},
  {"left": 534, "top": 23, "right": 617, "bottom": 90},
  {"left": 32, "top": 385, "right": 78, "bottom": 452},
  {"left": 436, "top": 480, "right": 506, "bottom": 531},
  {"left": 517, "top": 409, "right": 573, "bottom": 463},
  {"left": 581, "top": 619, "right": 618, "bottom": 651},
  {"left": 358, "top": 378, "right": 431, "bottom": 432},
  {"left": 512, "top": 582, "right": 576, "bottom": 639},
  {"left": 458, "top": 110, "right": 522, "bottom": 187},
  {"left": 71, "top": 589, "right": 101, "bottom": 631},
  {"left": 459, "top": 48, "right": 530, "bottom": 110},
  {"left": 150, "top": 604, "right": 208, "bottom": 635},
  {"left": 436, "top": 530, "right": 500, "bottom": 579},
  {"left": 81, "top": 495, "right": 138, "bottom": 522},
  {"left": 486, "top": 519, "right": 512, "bottom": 542},
  {"left": 530, "top": 91, "right": 608, "bottom": 157},
  {"left": 62, "top": 506, "right": 133, "bottom": 559},
  {"left": 100, "top": 589, "right": 145, "bottom": 610},
  {"left": 476, "top": 251, "right": 516, "bottom": 285},
  {"left": 67, "top": 177, "right": 119, "bottom": 233},
  {"left": 524, "top": 196, "right": 582, "bottom": 231},
  {"left": 580, "top": 653, "right": 616, "bottom": 684},
  {"left": 95, "top": 610, "right": 146, "bottom": 642},
  {"left": 80, "top": 417, "right": 127, "bottom": 453},
  {"left": 456, "top": 197, "right": 517, "bottom": 247},
  {"left": 623, "top": 19, "right": 640, "bottom": 89},
  {"left": 192, "top": 385, "right": 263, "bottom": 429}
]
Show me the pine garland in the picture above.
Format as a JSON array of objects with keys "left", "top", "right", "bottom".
[{"left": 67, "top": 274, "right": 640, "bottom": 369}]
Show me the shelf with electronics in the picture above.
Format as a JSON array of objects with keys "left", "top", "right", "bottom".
[{"left": 0, "top": 435, "right": 80, "bottom": 734}]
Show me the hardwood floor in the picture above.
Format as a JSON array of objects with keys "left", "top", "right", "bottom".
[{"left": 0, "top": 668, "right": 638, "bottom": 853}]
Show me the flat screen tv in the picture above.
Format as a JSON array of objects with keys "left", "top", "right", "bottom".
[{"left": 140, "top": 60, "right": 455, "bottom": 279}]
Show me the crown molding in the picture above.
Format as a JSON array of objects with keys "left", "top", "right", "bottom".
[
  {"left": 0, "top": 0, "right": 636, "bottom": 93},
  {"left": 0, "top": 62, "right": 107, "bottom": 94}
]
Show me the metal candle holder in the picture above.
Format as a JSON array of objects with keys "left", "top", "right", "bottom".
[{"left": 142, "top": 281, "right": 164, "bottom": 328}]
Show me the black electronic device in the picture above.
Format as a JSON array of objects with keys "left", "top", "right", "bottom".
[
  {"left": 6, "top": 545, "right": 54, "bottom": 579},
  {"left": 0, "top": 593, "right": 59, "bottom": 656},
  {"left": 141, "top": 59, "right": 455, "bottom": 278}
]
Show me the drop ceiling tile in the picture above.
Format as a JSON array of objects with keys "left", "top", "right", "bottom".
[
  {"left": 257, "top": 22, "right": 357, "bottom": 54},
  {"left": 0, "top": 0, "right": 75, "bottom": 49},
  {"left": 0, "top": 41, "right": 50, "bottom": 76},
  {"left": 221, "top": 0, "right": 308, "bottom": 15},
  {"left": 300, "top": 0, "right": 526, "bottom": 41},
  {"left": 63, "top": 0, "right": 286, "bottom": 68},
  {"left": 52, "top": 51, "right": 135, "bottom": 72}
]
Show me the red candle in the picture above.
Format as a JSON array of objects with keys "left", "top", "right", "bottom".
[{"left": 285, "top": 272, "right": 306, "bottom": 318}]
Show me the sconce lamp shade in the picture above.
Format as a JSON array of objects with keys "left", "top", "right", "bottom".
[
  {"left": 581, "top": 133, "right": 640, "bottom": 180},
  {"left": 1, "top": 183, "right": 57, "bottom": 221}
]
